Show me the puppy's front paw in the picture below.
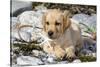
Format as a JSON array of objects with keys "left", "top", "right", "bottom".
[
  {"left": 66, "top": 50, "right": 75, "bottom": 59},
  {"left": 65, "top": 46, "right": 76, "bottom": 61},
  {"left": 54, "top": 45, "right": 65, "bottom": 60},
  {"left": 51, "top": 42, "right": 66, "bottom": 60}
]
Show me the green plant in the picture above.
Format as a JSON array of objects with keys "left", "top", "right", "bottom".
[{"left": 80, "top": 23, "right": 96, "bottom": 34}]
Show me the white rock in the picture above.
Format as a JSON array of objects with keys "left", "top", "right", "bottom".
[
  {"left": 73, "top": 59, "right": 81, "bottom": 63},
  {"left": 17, "top": 11, "right": 45, "bottom": 42},
  {"left": 11, "top": 10, "right": 48, "bottom": 43},
  {"left": 17, "top": 11, "right": 44, "bottom": 29},
  {"left": 46, "top": 56, "right": 56, "bottom": 64},
  {"left": 92, "top": 53, "right": 96, "bottom": 57},
  {"left": 19, "top": 31, "right": 31, "bottom": 42},
  {"left": 17, "top": 56, "right": 43, "bottom": 65},
  {"left": 47, "top": 57, "right": 54, "bottom": 63},
  {"left": 17, "top": 11, "right": 35, "bottom": 25},
  {"left": 18, "top": 26, "right": 33, "bottom": 42},
  {"left": 35, "top": 5, "right": 47, "bottom": 13},
  {"left": 32, "top": 50, "right": 40, "bottom": 57},
  {"left": 32, "top": 50, "right": 46, "bottom": 57}
]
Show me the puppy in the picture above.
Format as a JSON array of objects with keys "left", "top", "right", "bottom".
[{"left": 42, "top": 9, "right": 83, "bottom": 60}]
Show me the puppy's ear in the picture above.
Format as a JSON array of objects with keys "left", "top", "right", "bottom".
[{"left": 63, "top": 10, "right": 71, "bottom": 32}]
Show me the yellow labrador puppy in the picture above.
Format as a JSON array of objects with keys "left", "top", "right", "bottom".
[{"left": 42, "top": 9, "right": 83, "bottom": 60}]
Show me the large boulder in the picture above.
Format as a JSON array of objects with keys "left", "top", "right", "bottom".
[
  {"left": 72, "top": 14, "right": 96, "bottom": 39},
  {"left": 11, "top": 9, "right": 47, "bottom": 43},
  {"left": 72, "top": 14, "right": 96, "bottom": 29},
  {"left": 11, "top": 0, "right": 33, "bottom": 17}
]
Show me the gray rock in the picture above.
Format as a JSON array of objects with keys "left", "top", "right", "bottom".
[
  {"left": 58, "top": 61, "right": 68, "bottom": 64},
  {"left": 80, "top": 49, "right": 96, "bottom": 57},
  {"left": 72, "top": 14, "right": 96, "bottom": 25},
  {"left": 11, "top": 0, "right": 33, "bottom": 17},
  {"left": 85, "top": 14, "right": 96, "bottom": 31},
  {"left": 81, "top": 49, "right": 92, "bottom": 55},
  {"left": 17, "top": 56, "right": 44, "bottom": 65},
  {"left": 72, "top": 14, "right": 89, "bottom": 23},
  {"left": 72, "top": 14, "right": 96, "bottom": 39},
  {"left": 82, "top": 37, "right": 96, "bottom": 52},
  {"left": 72, "top": 14, "right": 96, "bottom": 29}
]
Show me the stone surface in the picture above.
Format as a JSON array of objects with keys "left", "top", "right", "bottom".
[
  {"left": 11, "top": 7, "right": 96, "bottom": 66},
  {"left": 58, "top": 61, "right": 68, "bottom": 64},
  {"left": 17, "top": 56, "right": 44, "bottom": 65}
]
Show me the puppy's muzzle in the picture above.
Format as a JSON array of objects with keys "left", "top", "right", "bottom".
[{"left": 48, "top": 31, "right": 54, "bottom": 37}]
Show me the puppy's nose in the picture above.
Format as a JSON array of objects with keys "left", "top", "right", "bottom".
[{"left": 48, "top": 31, "right": 53, "bottom": 36}]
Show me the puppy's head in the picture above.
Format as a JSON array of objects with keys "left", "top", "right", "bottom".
[{"left": 42, "top": 9, "right": 71, "bottom": 39}]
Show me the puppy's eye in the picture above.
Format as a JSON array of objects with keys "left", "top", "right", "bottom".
[
  {"left": 55, "top": 22, "right": 61, "bottom": 25},
  {"left": 46, "top": 22, "right": 49, "bottom": 25}
]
